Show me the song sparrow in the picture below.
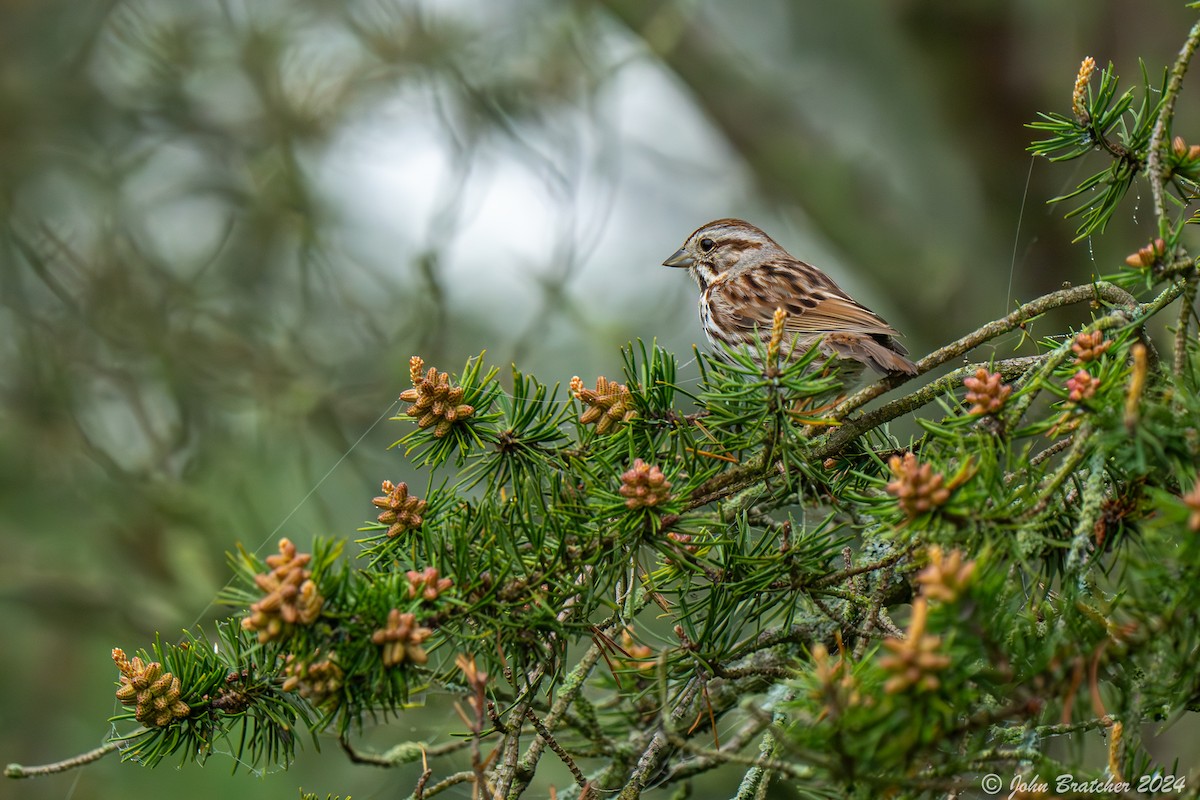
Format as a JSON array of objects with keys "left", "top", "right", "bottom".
[{"left": 663, "top": 218, "right": 918, "bottom": 380}]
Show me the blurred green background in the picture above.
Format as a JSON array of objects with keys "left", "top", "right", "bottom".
[{"left": 3, "top": 1, "right": 1198, "bottom": 798}]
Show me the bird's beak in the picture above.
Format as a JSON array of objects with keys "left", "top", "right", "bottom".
[{"left": 662, "top": 248, "right": 694, "bottom": 268}]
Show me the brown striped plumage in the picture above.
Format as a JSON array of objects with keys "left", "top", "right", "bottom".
[{"left": 663, "top": 219, "right": 917, "bottom": 379}]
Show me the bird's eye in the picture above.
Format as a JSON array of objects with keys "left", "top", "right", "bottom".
[{"left": 699, "top": 238, "right": 716, "bottom": 252}]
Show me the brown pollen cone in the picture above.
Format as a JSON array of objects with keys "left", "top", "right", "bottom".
[
  {"left": 619, "top": 458, "right": 672, "bottom": 510},
  {"left": 281, "top": 650, "right": 343, "bottom": 707},
  {"left": 915, "top": 546, "right": 975, "bottom": 603},
  {"left": 963, "top": 368, "right": 1012, "bottom": 416},
  {"left": 406, "top": 566, "right": 453, "bottom": 601},
  {"left": 1071, "top": 330, "right": 1112, "bottom": 363},
  {"left": 372, "top": 480, "right": 428, "bottom": 537},
  {"left": 372, "top": 609, "right": 433, "bottom": 667},
  {"left": 241, "top": 538, "right": 324, "bottom": 643},
  {"left": 571, "top": 375, "right": 637, "bottom": 434},
  {"left": 886, "top": 453, "right": 950, "bottom": 518},
  {"left": 1066, "top": 370, "right": 1099, "bottom": 403},
  {"left": 1124, "top": 239, "right": 1166, "bottom": 269},
  {"left": 399, "top": 356, "right": 475, "bottom": 438},
  {"left": 879, "top": 599, "right": 952, "bottom": 694},
  {"left": 113, "top": 648, "right": 191, "bottom": 727}
]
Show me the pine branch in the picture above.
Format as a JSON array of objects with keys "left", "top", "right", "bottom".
[{"left": 16, "top": 14, "right": 1200, "bottom": 800}]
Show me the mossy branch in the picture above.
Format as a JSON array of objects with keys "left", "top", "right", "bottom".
[
  {"left": 1147, "top": 18, "right": 1200, "bottom": 233},
  {"left": 831, "top": 280, "right": 1146, "bottom": 420}
]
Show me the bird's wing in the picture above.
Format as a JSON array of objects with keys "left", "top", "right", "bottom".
[
  {"left": 780, "top": 290, "right": 903, "bottom": 337},
  {"left": 710, "top": 259, "right": 902, "bottom": 338}
]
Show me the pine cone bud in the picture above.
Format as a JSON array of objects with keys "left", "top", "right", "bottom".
[
  {"left": 281, "top": 650, "right": 343, "bottom": 707},
  {"left": 406, "top": 566, "right": 453, "bottom": 601},
  {"left": 112, "top": 648, "right": 191, "bottom": 727},
  {"left": 1071, "top": 330, "right": 1112, "bottom": 363},
  {"left": 766, "top": 306, "right": 789, "bottom": 367},
  {"left": 809, "top": 643, "right": 862, "bottom": 714},
  {"left": 1066, "top": 369, "right": 1099, "bottom": 403},
  {"left": 619, "top": 458, "right": 672, "bottom": 510},
  {"left": 915, "top": 546, "right": 975, "bottom": 603},
  {"left": 572, "top": 375, "right": 637, "bottom": 434},
  {"left": 886, "top": 453, "right": 950, "bottom": 518},
  {"left": 265, "top": 537, "right": 310, "bottom": 573},
  {"left": 1125, "top": 238, "right": 1166, "bottom": 269},
  {"left": 666, "top": 530, "right": 697, "bottom": 552},
  {"left": 880, "top": 599, "right": 952, "bottom": 694},
  {"left": 241, "top": 538, "right": 324, "bottom": 643},
  {"left": 372, "top": 609, "right": 434, "bottom": 667},
  {"left": 372, "top": 480, "right": 428, "bottom": 537},
  {"left": 963, "top": 368, "right": 1012, "bottom": 416},
  {"left": 398, "top": 359, "right": 474, "bottom": 437},
  {"left": 1171, "top": 136, "right": 1200, "bottom": 164},
  {"left": 1072, "top": 56, "right": 1095, "bottom": 124}
]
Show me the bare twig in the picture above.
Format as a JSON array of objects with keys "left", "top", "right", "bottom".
[
  {"left": 525, "top": 709, "right": 587, "bottom": 788},
  {"left": 414, "top": 749, "right": 434, "bottom": 800},
  {"left": 611, "top": 674, "right": 711, "bottom": 799},
  {"left": 661, "top": 728, "right": 811, "bottom": 781},
  {"left": 339, "top": 736, "right": 471, "bottom": 767},
  {"left": 492, "top": 694, "right": 536, "bottom": 798},
  {"left": 408, "top": 770, "right": 474, "bottom": 800},
  {"left": 658, "top": 712, "right": 773, "bottom": 784},
  {"left": 1064, "top": 452, "right": 1107, "bottom": 575},
  {"left": 5, "top": 738, "right": 125, "bottom": 778},
  {"left": 1027, "top": 435, "right": 1076, "bottom": 469}
]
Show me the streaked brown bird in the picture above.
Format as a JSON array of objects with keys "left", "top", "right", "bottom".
[{"left": 663, "top": 218, "right": 917, "bottom": 381}]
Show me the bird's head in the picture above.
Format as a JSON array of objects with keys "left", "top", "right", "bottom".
[{"left": 662, "top": 218, "right": 780, "bottom": 290}]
